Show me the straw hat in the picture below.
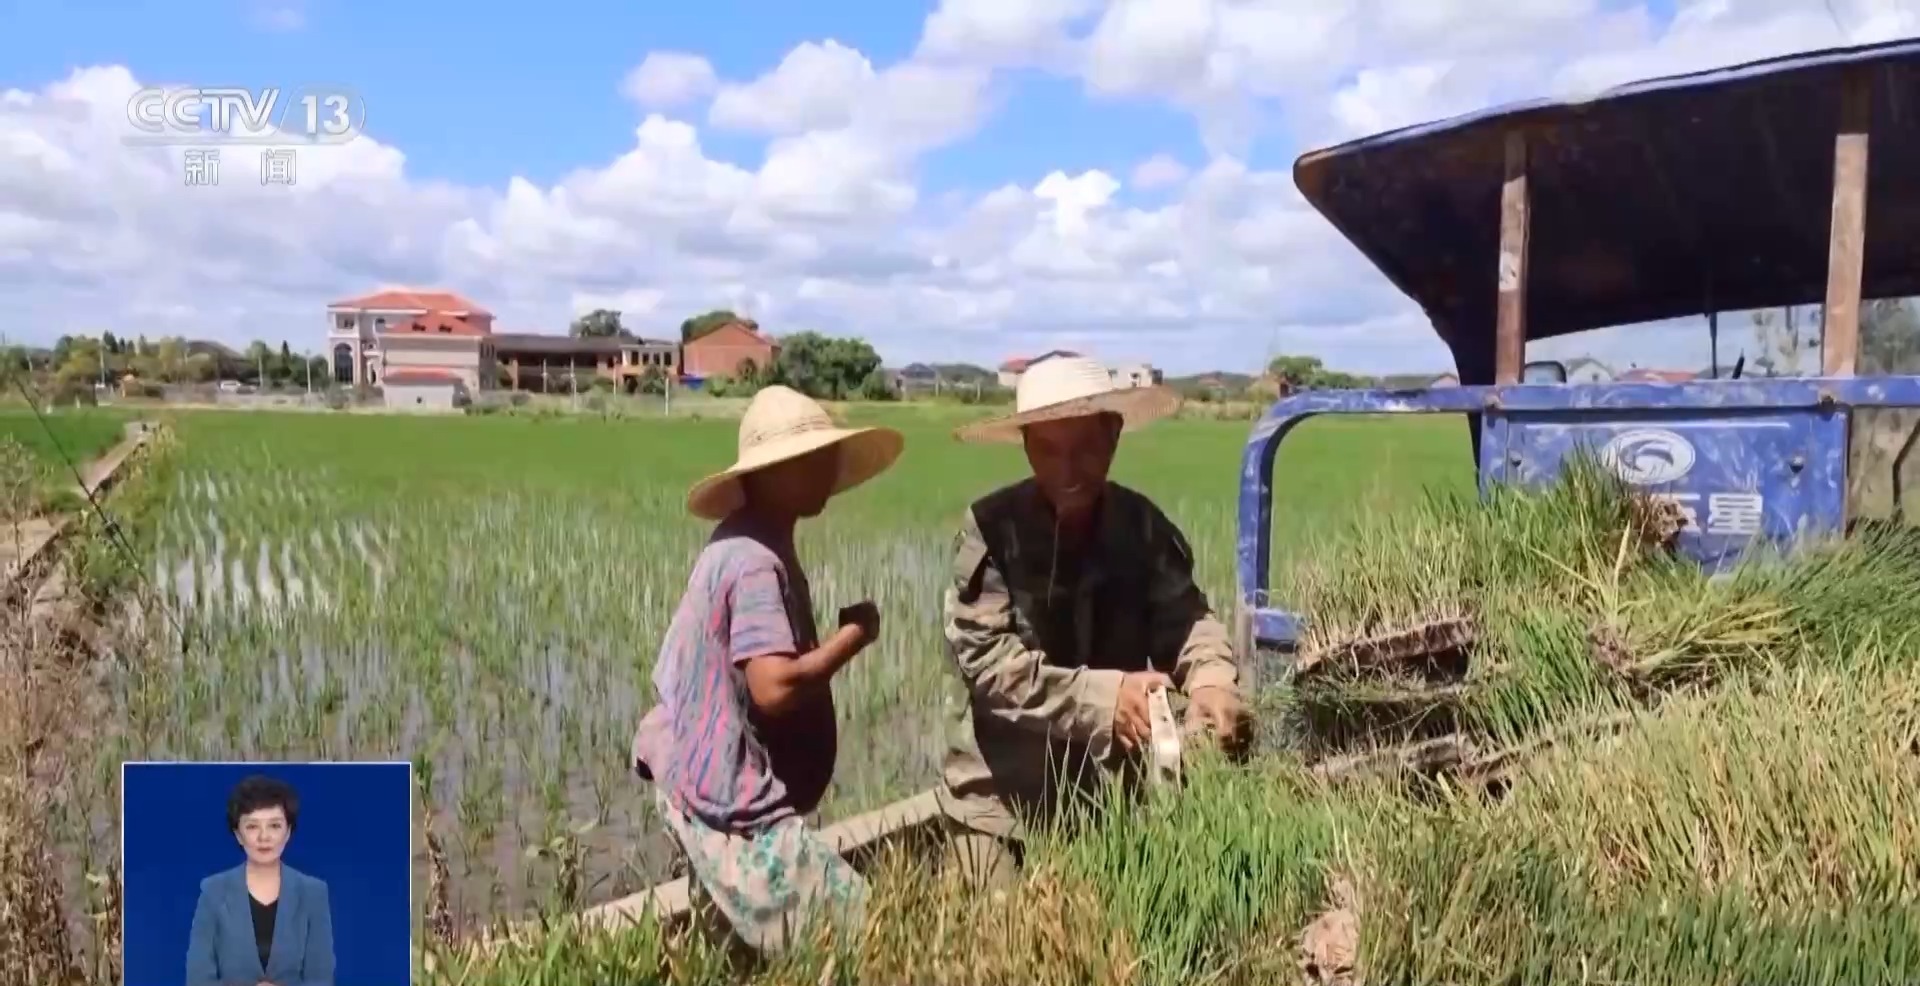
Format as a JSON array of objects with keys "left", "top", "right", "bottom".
[
  {"left": 954, "top": 355, "right": 1182, "bottom": 444},
  {"left": 686, "top": 386, "right": 904, "bottom": 520}
]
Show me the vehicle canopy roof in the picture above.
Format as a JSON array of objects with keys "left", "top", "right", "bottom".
[{"left": 1294, "top": 39, "right": 1920, "bottom": 382}]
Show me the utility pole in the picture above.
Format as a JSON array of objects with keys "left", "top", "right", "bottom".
[{"left": 305, "top": 352, "right": 313, "bottom": 395}]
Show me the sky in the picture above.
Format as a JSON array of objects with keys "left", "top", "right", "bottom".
[{"left": 0, "top": 0, "right": 1915, "bottom": 377}]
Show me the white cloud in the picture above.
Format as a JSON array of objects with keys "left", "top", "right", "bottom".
[
  {"left": 621, "top": 52, "right": 718, "bottom": 109},
  {"left": 918, "top": 0, "right": 1097, "bottom": 64},
  {"left": 1129, "top": 153, "right": 1188, "bottom": 190},
  {"left": 709, "top": 40, "right": 876, "bottom": 135},
  {"left": 4, "top": 3, "right": 1912, "bottom": 377}
]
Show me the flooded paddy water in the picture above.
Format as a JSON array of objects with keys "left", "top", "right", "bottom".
[{"left": 54, "top": 409, "right": 1464, "bottom": 936}]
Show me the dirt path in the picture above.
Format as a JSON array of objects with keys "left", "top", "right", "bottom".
[{"left": 1, "top": 423, "right": 151, "bottom": 586}]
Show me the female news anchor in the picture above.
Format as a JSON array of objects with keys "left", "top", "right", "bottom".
[{"left": 185, "top": 775, "right": 335, "bottom": 986}]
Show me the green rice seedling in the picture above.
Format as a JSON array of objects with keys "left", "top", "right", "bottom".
[{"left": 1038, "top": 751, "right": 1355, "bottom": 986}]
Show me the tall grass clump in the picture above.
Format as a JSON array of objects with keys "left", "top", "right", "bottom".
[{"left": 0, "top": 601, "right": 82, "bottom": 986}]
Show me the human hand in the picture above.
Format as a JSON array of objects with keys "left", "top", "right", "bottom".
[
  {"left": 1185, "top": 686, "right": 1252, "bottom": 759},
  {"left": 837, "top": 601, "right": 880, "bottom": 649},
  {"left": 1113, "top": 671, "right": 1174, "bottom": 752}
]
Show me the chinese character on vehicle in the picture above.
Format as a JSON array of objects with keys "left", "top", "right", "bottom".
[{"left": 1705, "top": 492, "right": 1764, "bottom": 536}]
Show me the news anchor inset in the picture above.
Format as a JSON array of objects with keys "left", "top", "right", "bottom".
[{"left": 185, "top": 775, "right": 335, "bottom": 986}]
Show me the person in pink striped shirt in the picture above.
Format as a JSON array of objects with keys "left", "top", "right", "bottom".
[{"left": 631, "top": 386, "right": 903, "bottom": 956}]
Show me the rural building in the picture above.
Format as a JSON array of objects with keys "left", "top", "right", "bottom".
[
  {"left": 682, "top": 321, "right": 779, "bottom": 379},
  {"left": 1565, "top": 357, "right": 1615, "bottom": 384},
  {"left": 997, "top": 350, "right": 1080, "bottom": 388},
  {"left": 381, "top": 370, "right": 469, "bottom": 411},
  {"left": 1108, "top": 362, "right": 1163, "bottom": 389},
  {"left": 492, "top": 333, "right": 678, "bottom": 393},
  {"left": 327, "top": 289, "right": 690, "bottom": 395},
  {"left": 892, "top": 363, "right": 941, "bottom": 397},
  {"left": 378, "top": 313, "right": 498, "bottom": 394},
  {"left": 327, "top": 289, "right": 496, "bottom": 389}
]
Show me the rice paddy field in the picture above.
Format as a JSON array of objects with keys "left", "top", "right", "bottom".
[{"left": 45, "top": 405, "right": 1468, "bottom": 940}]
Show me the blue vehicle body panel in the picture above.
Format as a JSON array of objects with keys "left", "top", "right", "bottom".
[{"left": 1237, "top": 378, "right": 1920, "bottom": 650}]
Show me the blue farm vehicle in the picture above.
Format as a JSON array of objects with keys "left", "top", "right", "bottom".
[{"left": 1234, "top": 39, "right": 1920, "bottom": 664}]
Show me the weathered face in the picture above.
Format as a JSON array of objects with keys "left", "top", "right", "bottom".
[
  {"left": 1021, "top": 413, "right": 1121, "bottom": 516},
  {"left": 234, "top": 806, "right": 290, "bottom": 865},
  {"left": 744, "top": 444, "right": 843, "bottom": 519}
]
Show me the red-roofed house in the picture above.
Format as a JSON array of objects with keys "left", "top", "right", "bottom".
[
  {"left": 326, "top": 289, "right": 498, "bottom": 392},
  {"left": 997, "top": 349, "right": 1080, "bottom": 389},
  {"left": 681, "top": 320, "right": 779, "bottom": 379}
]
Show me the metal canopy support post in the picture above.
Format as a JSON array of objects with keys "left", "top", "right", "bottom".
[
  {"left": 1709, "top": 310, "right": 1720, "bottom": 378},
  {"left": 1822, "top": 70, "right": 1871, "bottom": 378},
  {"left": 1495, "top": 131, "right": 1531, "bottom": 385}
]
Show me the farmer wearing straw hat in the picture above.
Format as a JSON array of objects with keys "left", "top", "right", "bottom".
[
  {"left": 937, "top": 355, "right": 1251, "bottom": 887},
  {"left": 631, "top": 385, "right": 903, "bottom": 955}
]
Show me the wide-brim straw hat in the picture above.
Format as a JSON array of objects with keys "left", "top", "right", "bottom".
[
  {"left": 954, "top": 355, "right": 1182, "bottom": 444},
  {"left": 686, "top": 385, "right": 904, "bottom": 520}
]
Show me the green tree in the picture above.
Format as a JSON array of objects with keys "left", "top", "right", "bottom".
[
  {"left": 569, "top": 309, "right": 629, "bottom": 339},
  {"left": 244, "top": 341, "right": 273, "bottom": 385},
  {"left": 680, "top": 309, "right": 755, "bottom": 343},
  {"left": 1266, "top": 354, "right": 1368, "bottom": 391},
  {"left": 185, "top": 352, "right": 218, "bottom": 383},
  {"left": 773, "top": 332, "right": 882, "bottom": 400},
  {"left": 859, "top": 368, "right": 897, "bottom": 401},
  {"left": 153, "top": 338, "right": 188, "bottom": 382}
]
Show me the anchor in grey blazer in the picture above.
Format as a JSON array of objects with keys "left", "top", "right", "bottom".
[{"left": 185, "top": 863, "right": 334, "bottom": 986}]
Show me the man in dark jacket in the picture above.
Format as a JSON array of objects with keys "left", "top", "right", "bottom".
[{"left": 937, "top": 355, "right": 1251, "bottom": 887}]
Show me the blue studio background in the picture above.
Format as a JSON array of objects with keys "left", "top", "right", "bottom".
[{"left": 122, "top": 761, "right": 413, "bottom": 986}]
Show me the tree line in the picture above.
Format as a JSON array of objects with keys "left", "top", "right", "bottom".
[{"left": 3, "top": 333, "right": 324, "bottom": 400}]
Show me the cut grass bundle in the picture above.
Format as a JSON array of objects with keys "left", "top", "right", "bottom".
[{"left": 1281, "top": 458, "right": 1920, "bottom": 766}]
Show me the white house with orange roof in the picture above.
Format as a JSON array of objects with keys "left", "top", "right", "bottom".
[
  {"left": 326, "top": 289, "right": 499, "bottom": 394},
  {"left": 997, "top": 349, "right": 1081, "bottom": 389}
]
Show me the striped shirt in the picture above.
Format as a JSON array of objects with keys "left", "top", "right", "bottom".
[{"left": 632, "top": 520, "right": 820, "bottom": 833}]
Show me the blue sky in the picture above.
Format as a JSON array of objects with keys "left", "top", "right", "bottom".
[
  {"left": 0, "top": 0, "right": 1906, "bottom": 375},
  {"left": 0, "top": 1, "right": 1210, "bottom": 191}
]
